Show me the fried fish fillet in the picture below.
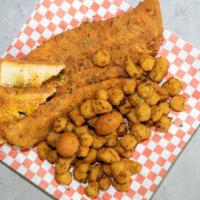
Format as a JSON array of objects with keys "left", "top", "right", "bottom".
[
  {"left": 55, "top": 65, "right": 126, "bottom": 95},
  {"left": 1, "top": 79, "right": 128, "bottom": 147},
  {"left": 0, "top": 86, "right": 56, "bottom": 124},
  {"left": 24, "top": 0, "right": 163, "bottom": 84}
]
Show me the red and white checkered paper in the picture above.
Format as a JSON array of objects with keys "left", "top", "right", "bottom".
[{"left": 0, "top": 0, "right": 200, "bottom": 199}]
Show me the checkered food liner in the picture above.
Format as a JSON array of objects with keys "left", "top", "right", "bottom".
[{"left": 0, "top": 0, "right": 200, "bottom": 199}]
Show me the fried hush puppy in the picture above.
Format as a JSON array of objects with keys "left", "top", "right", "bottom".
[
  {"left": 95, "top": 112, "right": 123, "bottom": 135},
  {"left": 56, "top": 132, "right": 79, "bottom": 157}
]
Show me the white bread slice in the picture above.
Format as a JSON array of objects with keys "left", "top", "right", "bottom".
[
  {"left": 0, "top": 85, "right": 56, "bottom": 124},
  {"left": 0, "top": 59, "right": 65, "bottom": 87}
]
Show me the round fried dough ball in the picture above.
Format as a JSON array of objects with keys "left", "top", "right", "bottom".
[
  {"left": 56, "top": 132, "right": 79, "bottom": 158},
  {"left": 95, "top": 112, "right": 123, "bottom": 135},
  {"left": 162, "top": 77, "right": 182, "bottom": 96},
  {"left": 131, "top": 123, "right": 151, "bottom": 142},
  {"left": 99, "top": 177, "right": 111, "bottom": 190},
  {"left": 37, "top": 141, "right": 51, "bottom": 160},
  {"left": 80, "top": 99, "right": 96, "bottom": 119},
  {"left": 140, "top": 55, "right": 155, "bottom": 71},
  {"left": 137, "top": 82, "right": 154, "bottom": 98},
  {"left": 85, "top": 182, "right": 99, "bottom": 198},
  {"left": 95, "top": 89, "right": 108, "bottom": 100},
  {"left": 108, "top": 88, "right": 124, "bottom": 106},
  {"left": 149, "top": 57, "right": 169, "bottom": 82},
  {"left": 123, "top": 79, "right": 136, "bottom": 94},
  {"left": 170, "top": 95, "right": 186, "bottom": 112},
  {"left": 55, "top": 171, "right": 72, "bottom": 185},
  {"left": 93, "top": 50, "right": 110, "bottom": 67},
  {"left": 136, "top": 103, "right": 151, "bottom": 122},
  {"left": 53, "top": 117, "right": 68, "bottom": 133}
]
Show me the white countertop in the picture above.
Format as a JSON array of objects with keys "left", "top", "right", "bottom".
[{"left": 0, "top": 0, "right": 199, "bottom": 199}]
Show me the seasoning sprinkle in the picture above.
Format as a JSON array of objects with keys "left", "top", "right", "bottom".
[
  {"left": 66, "top": 88, "right": 73, "bottom": 94},
  {"left": 70, "top": 104, "right": 79, "bottom": 110},
  {"left": 66, "top": 75, "right": 73, "bottom": 84},
  {"left": 88, "top": 75, "right": 99, "bottom": 84},
  {"left": 82, "top": 39, "right": 89, "bottom": 46}
]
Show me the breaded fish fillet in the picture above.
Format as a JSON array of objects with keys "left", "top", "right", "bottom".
[
  {"left": 24, "top": 0, "right": 163, "bottom": 85},
  {"left": 1, "top": 79, "right": 129, "bottom": 147},
  {"left": 55, "top": 65, "right": 126, "bottom": 95}
]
